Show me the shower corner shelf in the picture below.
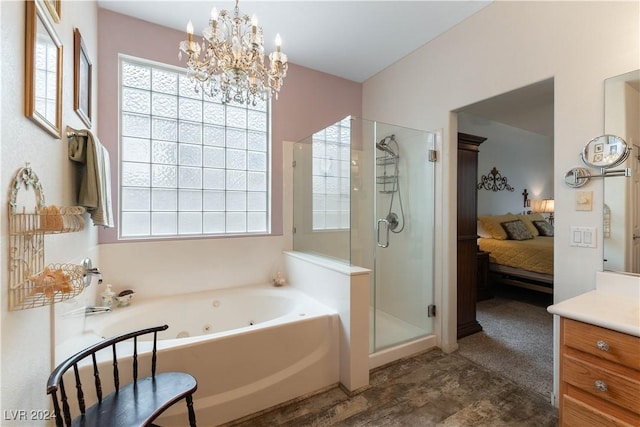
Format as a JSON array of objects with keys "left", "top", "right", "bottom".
[
  {"left": 376, "top": 154, "right": 399, "bottom": 166},
  {"left": 7, "top": 165, "right": 86, "bottom": 311},
  {"left": 376, "top": 154, "right": 399, "bottom": 194}
]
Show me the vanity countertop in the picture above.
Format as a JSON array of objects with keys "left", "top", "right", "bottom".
[{"left": 547, "top": 271, "right": 640, "bottom": 337}]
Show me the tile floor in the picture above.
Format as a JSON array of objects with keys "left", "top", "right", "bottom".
[{"left": 226, "top": 349, "right": 558, "bottom": 426}]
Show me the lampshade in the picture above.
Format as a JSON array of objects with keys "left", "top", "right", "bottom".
[
  {"left": 533, "top": 199, "right": 554, "bottom": 213},
  {"left": 540, "top": 199, "right": 554, "bottom": 213},
  {"left": 532, "top": 198, "right": 554, "bottom": 225}
]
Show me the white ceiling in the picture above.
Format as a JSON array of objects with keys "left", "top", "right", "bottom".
[
  {"left": 97, "top": 0, "right": 492, "bottom": 83},
  {"left": 98, "top": 0, "right": 554, "bottom": 137}
]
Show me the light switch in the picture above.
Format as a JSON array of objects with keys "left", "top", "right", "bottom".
[
  {"left": 584, "top": 230, "right": 593, "bottom": 245},
  {"left": 570, "top": 226, "right": 597, "bottom": 248},
  {"left": 572, "top": 229, "right": 582, "bottom": 243}
]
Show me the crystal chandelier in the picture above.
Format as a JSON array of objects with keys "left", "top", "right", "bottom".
[{"left": 179, "top": 0, "right": 288, "bottom": 106}]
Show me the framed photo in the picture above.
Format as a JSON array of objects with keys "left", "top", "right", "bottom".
[
  {"left": 74, "top": 28, "right": 92, "bottom": 127},
  {"left": 43, "top": 0, "right": 61, "bottom": 23}
]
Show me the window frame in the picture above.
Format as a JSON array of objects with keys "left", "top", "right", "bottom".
[{"left": 117, "top": 54, "right": 272, "bottom": 241}]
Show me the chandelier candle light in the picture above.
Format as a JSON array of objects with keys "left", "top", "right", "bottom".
[{"left": 179, "top": 0, "right": 288, "bottom": 105}]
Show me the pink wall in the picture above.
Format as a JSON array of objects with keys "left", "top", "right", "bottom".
[{"left": 97, "top": 9, "right": 362, "bottom": 242}]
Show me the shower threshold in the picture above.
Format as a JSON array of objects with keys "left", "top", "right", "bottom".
[{"left": 369, "top": 307, "right": 436, "bottom": 369}]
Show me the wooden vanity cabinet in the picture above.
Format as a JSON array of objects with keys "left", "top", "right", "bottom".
[{"left": 559, "top": 318, "right": 640, "bottom": 426}]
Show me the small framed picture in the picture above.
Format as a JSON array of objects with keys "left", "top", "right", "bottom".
[
  {"left": 594, "top": 143, "right": 604, "bottom": 153},
  {"left": 43, "top": 0, "right": 61, "bottom": 23},
  {"left": 74, "top": 28, "right": 92, "bottom": 127},
  {"left": 593, "top": 153, "right": 603, "bottom": 162}
]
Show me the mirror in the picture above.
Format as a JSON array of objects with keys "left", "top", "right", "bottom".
[
  {"left": 603, "top": 69, "right": 640, "bottom": 274},
  {"left": 25, "top": 0, "right": 63, "bottom": 138},
  {"left": 581, "top": 135, "right": 630, "bottom": 169}
]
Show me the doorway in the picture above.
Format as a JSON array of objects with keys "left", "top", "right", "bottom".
[{"left": 455, "top": 78, "right": 555, "bottom": 399}]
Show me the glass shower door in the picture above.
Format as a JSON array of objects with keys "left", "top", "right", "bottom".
[{"left": 371, "top": 121, "right": 436, "bottom": 352}]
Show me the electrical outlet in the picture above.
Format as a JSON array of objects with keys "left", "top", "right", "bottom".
[{"left": 569, "top": 226, "right": 597, "bottom": 248}]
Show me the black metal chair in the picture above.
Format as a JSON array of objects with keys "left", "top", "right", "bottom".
[{"left": 47, "top": 325, "right": 197, "bottom": 427}]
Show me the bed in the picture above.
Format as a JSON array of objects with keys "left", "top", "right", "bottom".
[{"left": 477, "top": 213, "right": 554, "bottom": 294}]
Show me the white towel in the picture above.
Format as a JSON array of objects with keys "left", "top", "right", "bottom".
[{"left": 68, "top": 131, "right": 114, "bottom": 228}]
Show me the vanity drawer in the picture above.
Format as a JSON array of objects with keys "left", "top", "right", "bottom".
[
  {"left": 563, "top": 394, "right": 634, "bottom": 427},
  {"left": 563, "top": 355, "right": 640, "bottom": 414},
  {"left": 563, "top": 319, "right": 640, "bottom": 370}
]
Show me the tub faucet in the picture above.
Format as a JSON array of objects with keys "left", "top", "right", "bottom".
[
  {"left": 85, "top": 306, "right": 111, "bottom": 315},
  {"left": 81, "top": 258, "right": 103, "bottom": 286},
  {"left": 85, "top": 267, "right": 103, "bottom": 284}
]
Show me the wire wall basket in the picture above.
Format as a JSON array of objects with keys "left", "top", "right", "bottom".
[
  {"left": 8, "top": 165, "right": 86, "bottom": 311},
  {"left": 9, "top": 263, "right": 86, "bottom": 311}
]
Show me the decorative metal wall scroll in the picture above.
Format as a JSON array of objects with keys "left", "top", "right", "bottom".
[{"left": 477, "top": 167, "right": 514, "bottom": 192}]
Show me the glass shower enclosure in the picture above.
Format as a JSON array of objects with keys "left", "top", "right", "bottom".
[{"left": 293, "top": 116, "right": 436, "bottom": 353}]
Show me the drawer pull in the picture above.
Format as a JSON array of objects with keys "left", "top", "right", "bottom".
[
  {"left": 594, "top": 380, "right": 608, "bottom": 392},
  {"left": 596, "top": 340, "right": 609, "bottom": 352}
]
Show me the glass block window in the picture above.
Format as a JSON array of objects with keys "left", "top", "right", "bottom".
[
  {"left": 312, "top": 117, "right": 351, "bottom": 230},
  {"left": 119, "top": 57, "right": 270, "bottom": 238}
]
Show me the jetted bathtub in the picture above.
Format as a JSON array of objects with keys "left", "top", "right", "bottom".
[{"left": 70, "top": 284, "right": 340, "bottom": 426}]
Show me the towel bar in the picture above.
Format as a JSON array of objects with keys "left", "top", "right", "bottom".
[{"left": 66, "top": 125, "right": 88, "bottom": 139}]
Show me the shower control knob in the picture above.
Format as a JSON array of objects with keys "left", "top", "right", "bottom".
[{"left": 386, "top": 213, "right": 399, "bottom": 231}]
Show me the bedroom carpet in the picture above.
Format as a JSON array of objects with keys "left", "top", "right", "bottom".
[{"left": 457, "top": 287, "right": 554, "bottom": 399}]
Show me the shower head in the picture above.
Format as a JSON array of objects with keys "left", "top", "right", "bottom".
[
  {"left": 376, "top": 135, "right": 398, "bottom": 158},
  {"left": 376, "top": 135, "right": 392, "bottom": 150}
]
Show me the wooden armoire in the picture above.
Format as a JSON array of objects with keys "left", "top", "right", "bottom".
[{"left": 457, "top": 132, "right": 486, "bottom": 338}]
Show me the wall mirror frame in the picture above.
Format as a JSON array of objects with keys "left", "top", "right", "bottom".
[
  {"left": 603, "top": 69, "right": 640, "bottom": 275},
  {"left": 25, "top": 0, "right": 63, "bottom": 139}
]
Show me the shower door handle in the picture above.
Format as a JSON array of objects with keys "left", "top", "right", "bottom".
[{"left": 377, "top": 218, "right": 390, "bottom": 248}]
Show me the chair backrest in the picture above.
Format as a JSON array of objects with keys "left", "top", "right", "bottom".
[{"left": 47, "top": 324, "right": 168, "bottom": 427}]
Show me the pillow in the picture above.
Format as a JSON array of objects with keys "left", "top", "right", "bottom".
[
  {"left": 500, "top": 219, "right": 533, "bottom": 240},
  {"left": 477, "top": 220, "right": 492, "bottom": 238},
  {"left": 478, "top": 213, "right": 518, "bottom": 240},
  {"left": 517, "top": 213, "right": 545, "bottom": 237},
  {"left": 533, "top": 220, "right": 554, "bottom": 237}
]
